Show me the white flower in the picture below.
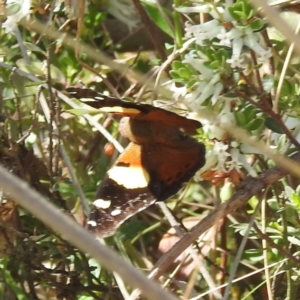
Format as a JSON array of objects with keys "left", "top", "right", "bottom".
[
  {"left": 229, "top": 142, "right": 258, "bottom": 176},
  {"left": 243, "top": 32, "right": 272, "bottom": 62},
  {"left": 242, "top": 30, "right": 259, "bottom": 47},
  {"left": 217, "top": 144, "right": 257, "bottom": 176},
  {"left": 238, "top": 153, "right": 257, "bottom": 177},
  {"left": 183, "top": 52, "right": 213, "bottom": 78},
  {"left": 211, "top": 82, "right": 223, "bottom": 105},
  {"left": 176, "top": 4, "right": 213, "bottom": 14},
  {"left": 188, "top": 82, "right": 209, "bottom": 104},
  {"left": 231, "top": 141, "right": 239, "bottom": 148},
  {"left": 212, "top": 141, "right": 231, "bottom": 172},
  {"left": 204, "top": 123, "right": 226, "bottom": 140},
  {"left": 223, "top": 0, "right": 235, "bottom": 20},
  {"left": 226, "top": 37, "right": 244, "bottom": 67},
  {"left": 213, "top": 140, "right": 229, "bottom": 155},
  {"left": 183, "top": 50, "right": 224, "bottom": 105},
  {"left": 226, "top": 148, "right": 242, "bottom": 171},
  {"left": 256, "top": 48, "right": 272, "bottom": 63},
  {"left": 213, "top": 156, "right": 229, "bottom": 173},
  {"left": 194, "top": 98, "right": 234, "bottom": 139},
  {"left": 184, "top": 20, "right": 222, "bottom": 46},
  {"left": 217, "top": 27, "right": 232, "bottom": 47},
  {"left": 189, "top": 74, "right": 223, "bottom": 105},
  {"left": 196, "top": 148, "right": 218, "bottom": 175},
  {"left": 170, "top": 83, "right": 187, "bottom": 100},
  {"left": 218, "top": 98, "right": 235, "bottom": 125},
  {"left": 3, "top": 0, "right": 31, "bottom": 33},
  {"left": 227, "top": 55, "right": 244, "bottom": 68},
  {"left": 217, "top": 27, "right": 241, "bottom": 47}
]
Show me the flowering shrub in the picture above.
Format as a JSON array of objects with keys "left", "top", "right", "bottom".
[{"left": 171, "top": 0, "right": 298, "bottom": 186}]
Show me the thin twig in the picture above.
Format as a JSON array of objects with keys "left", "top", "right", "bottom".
[
  {"left": 46, "top": 45, "right": 55, "bottom": 181},
  {"left": 12, "top": 26, "right": 30, "bottom": 64},
  {"left": 131, "top": 0, "right": 167, "bottom": 62},
  {"left": 38, "top": 92, "right": 90, "bottom": 217}
]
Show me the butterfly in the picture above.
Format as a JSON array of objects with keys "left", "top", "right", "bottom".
[{"left": 67, "top": 87, "right": 206, "bottom": 238}]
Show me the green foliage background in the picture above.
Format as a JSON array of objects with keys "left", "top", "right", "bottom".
[{"left": 1, "top": 0, "right": 300, "bottom": 299}]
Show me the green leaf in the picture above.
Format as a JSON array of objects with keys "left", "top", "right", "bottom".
[
  {"left": 6, "top": 2, "right": 21, "bottom": 16},
  {"left": 295, "top": 185, "right": 300, "bottom": 195},
  {"left": 245, "top": 118, "right": 263, "bottom": 131},
  {"left": 178, "top": 67, "right": 191, "bottom": 79},
  {"left": 169, "top": 70, "right": 180, "bottom": 79},
  {"left": 228, "top": 7, "right": 242, "bottom": 21},
  {"left": 250, "top": 19, "right": 266, "bottom": 31},
  {"left": 2, "top": 260, "right": 29, "bottom": 300},
  {"left": 16, "top": 59, "right": 45, "bottom": 76},
  {"left": 234, "top": 111, "right": 246, "bottom": 125},
  {"left": 52, "top": 182, "right": 60, "bottom": 192},
  {"left": 288, "top": 236, "right": 300, "bottom": 247},
  {"left": 56, "top": 181, "right": 76, "bottom": 195},
  {"left": 281, "top": 79, "right": 294, "bottom": 95},
  {"left": 209, "top": 61, "right": 220, "bottom": 69},
  {"left": 243, "top": 105, "right": 256, "bottom": 121},
  {"left": 172, "top": 60, "right": 185, "bottom": 70},
  {"left": 228, "top": 0, "right": 255, "bottom": 21},
  {"left": 24, "top": 42, "right": 46, "bottom": 55},
  {"left": 205, "top": 49, "right": 215, "bottom": 61},
  {"left": 25, "top": 81, "right": 47, "bottom": 87},
  {"left": 165, "top": 43, "right": 174, "bottom": 50},
  {"left": 231, "top": 223, "right": 257, "bottom": 237},
  {"left": 215, "top": 48, "right": 228, "bottom": 61},
  {"left": 264, "top": 117, "right": 284, "bottom": 133},
  {"left": 67, "top": 108, "right": 95, "bottom": 116},
  {"left": 220, "top": 182, "right": 232, "bottom": 202},
  {"left": 291, "top": 193, "right": 300, "bottom": 209},
  {"left": 141, "top": 1, "right": 174, "bottom": 38},
  {"left": 149, "top": 59, "right": 161, "bottom": 66}
]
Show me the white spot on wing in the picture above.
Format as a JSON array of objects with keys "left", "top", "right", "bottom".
[
  {"left": 93, "top": 199, "right": 111, "bottom": 209},
  {"left": 108, "top": 166, "right": 150, "bottom": 189},
  {"left": 87, "top": 220, "right": 97, "bottom": 227},
  {"left": 111, "top": 209, "right": 122, "bottom": 216},
  {"left": 78, "top": 97, "right": 97, "bottom": 102}
]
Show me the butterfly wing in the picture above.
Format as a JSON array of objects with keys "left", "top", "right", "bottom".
[
  {"left": 87, "top": 143, "right": 156, "bottom": 237},
  {"left": 67, "top": 87, "right": 201, "bottom": 135},
  {"left": 87, "top": 140, "right": 205, "bottom": 237},
  {"left": 142, "top": 141, "right": 206, "bottom": 201}
]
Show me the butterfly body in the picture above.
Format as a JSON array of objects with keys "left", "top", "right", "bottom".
[{"left": 67, "top": 87, "right": 206, "bottom": 237}]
